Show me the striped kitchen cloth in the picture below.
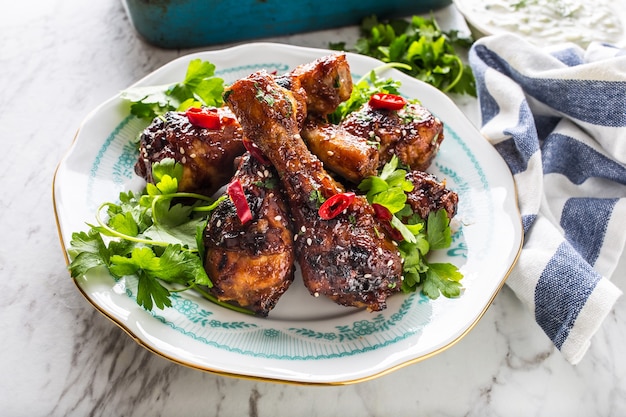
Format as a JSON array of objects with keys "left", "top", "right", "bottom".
[{"left": 468, "top": 34, "right": 626, "bottom": 364}]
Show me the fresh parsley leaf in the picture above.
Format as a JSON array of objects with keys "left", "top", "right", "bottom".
[
  {"left": 108, "top": 212, "right": 139, "bottom": 237},
  {"left": 136, "top": 270, "right": 172, "bottom": 311},
  {"left": 158, "top": 244, "right": 212, "bottom": 287},
  {"left": 152, "top": 158, "right": 184, "bottom": 184},
  {"left": 358, "top": 156, "right": 412, "bottom": 216},
  {"left": 331, "top": 14, "right": 476, "bottom": 97},
  {"left": 422, "top": 262, "right": 464, "bottom": 299},
  {"left": 426, "top": 208, "right": 452, "bottom": 250},
  {"left": 397, "top": 210, "right": 463, "bottom": 298},
  {"left": 120, "top": 58, "right": 225, "bottom": 120},
  {"left": 67, "top": 230, "right": 111, "bottom": 277}
]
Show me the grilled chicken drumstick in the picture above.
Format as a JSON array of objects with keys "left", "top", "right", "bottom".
[
  {"left": 225, "top": 70, "right": 402, "bottom": 311},
  {"left": 203, "top": 153, "right": 295, "bottom": 316},
  {"left": 276, "top": 53, "right": 379, "bottom": 183}
]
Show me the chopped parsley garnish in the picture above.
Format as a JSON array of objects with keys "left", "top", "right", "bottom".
[{"left": 331, "top": 14, "right": 476, "bottom": 97}]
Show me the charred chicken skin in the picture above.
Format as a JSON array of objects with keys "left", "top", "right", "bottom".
[
  {"left": 405, "top": 170, "right": 459, "bottom": 221},
  {"left": 224, "top": 70, "right": 402, "bottom": 311},
  {"left": 134, "top": 107, "right": 245, "bottom": 196},
  {"left": 341, "top": 102, "right": 444, "bottom": 172},
  {"left": 203, "top": 153, "right": 295, "bottom": 316}
]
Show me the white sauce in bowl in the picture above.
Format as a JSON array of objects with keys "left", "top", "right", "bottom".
[{"left": 456, "top": 0, "right": 625, "bottom": 47}]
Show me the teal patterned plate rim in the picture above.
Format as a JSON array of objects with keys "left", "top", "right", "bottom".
[{"left": 53, "top": 43, "right": 523, "bottom": 385}]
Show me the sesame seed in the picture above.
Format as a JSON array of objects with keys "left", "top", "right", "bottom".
[
  {"left": 378, "top": 248, "right": 383, "bottom": 255},
  {"left": 216, "top": 220, "right": 222, "bottom": 228},
  {"left": 314, "top": 292, "right": 319, "bottom": 297},
  {"left": 364, "top": 274, "right": 372, "bottom": 279},
  {"left": 300, "top": 226, "right": 306, "bottom": 233},
  {"left": 180, "top": 148, "right": 185, "bottom": 154},
  {"left": 327, "top": 150, "right": 334, "bottom": 156},
  {"left": 263, "top": 169, "right": 270, "bottom": 177},
  {"left": 257, "top": 171, "right": 264, "bottom": 178},
  {"left": 190, "top": 153, "right": 196, "bottom": 158},
  {"left": 306, "top": 238, "right": 312, "bottom": 246},
  {"left": 274, "top": 215, "right": 282, "bottom": 221},
  {"left": 181, "top": 156, "right": 187, "bottom": 164},
  {"left": 387, "top": 260, "right": 394, "bottom": 267},
  {"left": 294, "top": 234, "right": 299, "bottom": 241}
]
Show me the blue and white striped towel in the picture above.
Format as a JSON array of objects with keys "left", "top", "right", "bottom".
[{"left": 469, "top": 34, "right": 626, "bottom": 364}]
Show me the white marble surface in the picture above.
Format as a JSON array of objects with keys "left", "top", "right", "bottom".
[{"left": 1, "top": 1, "right": 624, "bottom": 416}]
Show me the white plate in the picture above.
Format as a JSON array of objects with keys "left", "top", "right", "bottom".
[
  {"left": 53, "top": 43, "right": 522, "bottom": 385},
  {"left": 454, "top": 0, "right": 626, "bottom": 48}
]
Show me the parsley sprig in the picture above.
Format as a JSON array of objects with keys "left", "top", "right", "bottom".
[
  {"left": 67, "top": 159, "right": 255, "bottom": 314},
  {"left": 358, "top": 156, "right": 464, "bottom": 299},
  {"left": 120, "top": 59, "right": 225, "bottom": 120},
  {"left": 331, "top": 14, "right": 476, "bottom": 96}
]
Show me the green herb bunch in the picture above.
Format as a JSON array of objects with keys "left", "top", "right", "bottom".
[
  {"left": 66, "top": 159, "right": 253, "bottom": 313},
  {"left": 331, "top": 15, "right": 476, "bottom": 96}
]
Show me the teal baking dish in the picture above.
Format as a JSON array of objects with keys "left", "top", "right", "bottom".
[{"left": 122, "top": 0, "right": 452, "bottom": 48}]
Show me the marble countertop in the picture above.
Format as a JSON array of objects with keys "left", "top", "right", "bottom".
[{"left": 1, "top": 1, "right": 624, "bottom": 416}]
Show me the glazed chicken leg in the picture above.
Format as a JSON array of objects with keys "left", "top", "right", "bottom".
[
  {"left": 225, "top": 70, "right": 402, "bottom": 311},
  {"left": 342, "top": 101, "right": 444, "bottom": 172},
  {"left": 276, "top": 53, "right": 379, "bottom": 183},
  {"left": 203, "top": 153, "right": 295, "bottom": 316},
  {"left": 135, "top": 107, "right": 245, "bottom": 196}
]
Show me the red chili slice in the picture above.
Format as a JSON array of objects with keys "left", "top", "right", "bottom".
[
  {"left": 372, "top": 203, "right": 404, "bottom": 241},
  {"left": 226, "top": 179, "right": 252, "bottom": 224},
  {"left": 371, "top": 203, "right": 393, "bottom": 221},
  {"left": 242, "top": 137, "right": 270, "bottom": 165},
  {"left": 186, "top": 107, "right": 221, "bottom": 129},
  {"left": 369, "top": 93, "right": 407, "bottom": 111},
  {"left": 318, "top": 192, "right": 356, "bottom": 220}
]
